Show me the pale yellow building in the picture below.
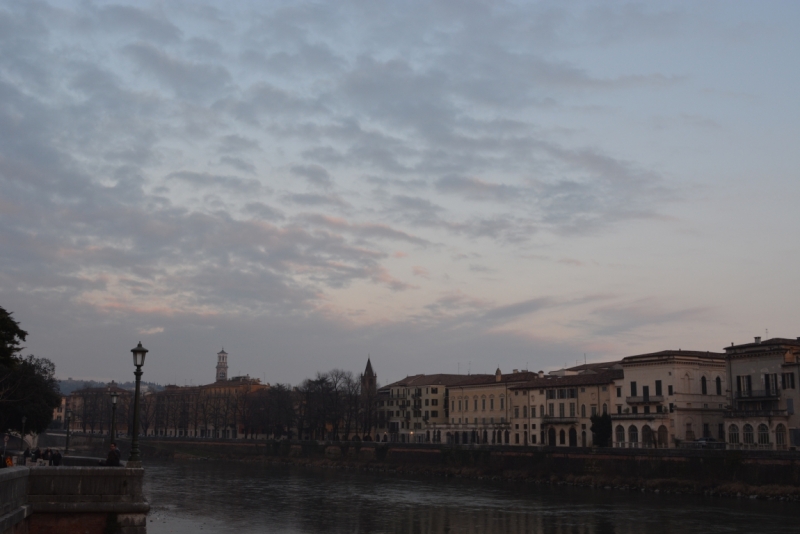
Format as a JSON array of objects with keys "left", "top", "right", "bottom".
[
  {"left": 510, "top": 368, "right": 621, "bottom": 447},
  {"left": 612, "top": 350, "right": 727, "bottom": 448}
]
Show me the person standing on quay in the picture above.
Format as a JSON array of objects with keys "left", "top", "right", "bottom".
[
  {"left": 104, "top": 443, "right": 121, "bottom": 466},
  {"left": 51, "top": 449, "right": 62, "bottom": 466}
]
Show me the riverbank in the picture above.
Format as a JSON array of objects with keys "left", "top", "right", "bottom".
[{"left": 57, "top": 434, "right": 800, "bottom": 501}]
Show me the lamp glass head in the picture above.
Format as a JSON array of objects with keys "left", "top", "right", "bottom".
[{"left": 131, "top": 342, "right": 149, "bottom": 367}]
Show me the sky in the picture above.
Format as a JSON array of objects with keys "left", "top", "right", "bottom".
[{"left": 1, "top": 0, "right": 799, "bottom": 387}]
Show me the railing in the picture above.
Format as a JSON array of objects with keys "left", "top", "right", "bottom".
[
  {"left": 611, "top": 412, "right": 669, "bottom": 420},
  {"left": 724, "top": 409, "right": 788, "bottom": 418},
  {"left": 726, "top": 443, "right": 786, "bottom": 451},
  {"left": 626, "top": 395, "right": 665, "bottom": 404},
  {"left": 613, "top": 441, "right": 663, "bottom": 449},
  {"left": 542, "top": 415, "right": 579, "bottom": 424},
  {"left": 734, "top": 389, "right": 781, "bottom": 399}
]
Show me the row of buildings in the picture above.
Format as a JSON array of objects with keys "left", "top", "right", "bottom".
[
  {"left": 375, "top": 336, "right": 800, "bottom": 450},
  {"left": 60, "top": 336, "right": 800, "bottom": 451}
]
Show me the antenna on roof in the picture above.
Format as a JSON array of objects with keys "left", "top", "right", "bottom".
[
  {"left": 584, "top": 353, "right": 587, "bottom": 365},
  {"left": 468, "top": 361, "right": 471, "bottom": 375}
]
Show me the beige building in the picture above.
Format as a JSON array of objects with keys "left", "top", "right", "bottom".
[
  {"left": 724, "top": 337, "right": 800, "bottom": 450},
  {"left": 440, "top": 369, "right": 540, "bottom": 445},
  {"left": 510, "top": 368, "right": 621, "bottom": 447},
  {"left": 611, "top": 350, "right": 727, "bottom": 448}
]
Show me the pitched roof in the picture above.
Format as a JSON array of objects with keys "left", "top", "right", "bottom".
[
  {"left": 380, "top": 373, "right": 492, "bottom": 388},
  {"left": 621, "top": 349, "right": 725, "bottom": 364},
  {"left": 724, "top": 337, "right": 800, "bottom": 352},
  {"left": 364, "top": 358, "right": 374, "bottom": 376},
  {"left": 509, "top": 369, "right": 623, "bottom": 390}
]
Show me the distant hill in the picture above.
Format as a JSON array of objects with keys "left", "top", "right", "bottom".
[{"left": 58, "top": 379, "right": 164, "bottom": 395}]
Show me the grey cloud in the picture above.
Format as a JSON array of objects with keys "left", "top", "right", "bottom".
[
  {"left": 219, "top": 156, "right": 256, "bottom": 174},
  {"left": 436, "top": 175, "right": 522, "bottom": 202},
  {"left": 243, "top": 202, "right": 284, "bottom": 221},
  {"left": 124, "top": 43, "right": 231, "bottom": 99},
  {"left": 290, "top": 164, "right": 333, "bottom": 189},
  {"left": 282, "top": 193, "right": 349, "bottom": 208},
  {"left": 299, "top": 214, "right": 431, "bottom": 247},
  {"left": 166, "top": 171, "right": 262, "bottom": 194},
  {"left": 97, "top": 5, "right": 182, "bottom": 43},
  {"left": 218, "top": 134, "right": 260, "bottom": 154}
]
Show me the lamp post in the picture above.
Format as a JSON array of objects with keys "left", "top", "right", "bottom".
[
  {"left": 65, "top": 410, "right": 71, "bottom": 455},
  {"left": 110, "top": 390, "right": 119, "bottom": 446},
  {"left": 20, "top": 416, "right": 26, "bottom": 451},
  {"left": 128, "top": 342, "right": 148, "bottom": 467}
]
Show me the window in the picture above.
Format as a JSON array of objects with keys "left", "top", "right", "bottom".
[
  {"left": 776, "top": 424, "right": 787, "bottom": 448},
  {"left": 669, "top": 403, "right": 674, "bottom": 413},
  {"left": 559, "top": 429, "right": 566, "bottom": 445},
  {"left": 490, "top": 398, "right": 494, "bottom": 410},
  {"left": 569, "top": 403, "right": 575, "bottom": 417},
  {"left": 729, "top": 425, "right": 739, "bottom": 444},
  {"left": 531, "top": 406, "right": 536, "bottom": 417},
  {"left": 431, "top": 411, "right": 438, "bottom": 418},
  {"left": 643, "top": 406, "right": 650, "bottom": 414},
  {"left": 547, "top": 390, "right": 556, "bottom": 400},
  {"left": 432, "top": 399, "right": 438, "bottom": 406},
  {"left": 736, "top": 375, "right": 752, "bottom": 395},
  {"left": 628, "top": 425, "right": 638, "bottom": 444},
  {"left": 540, "top": 404, "right": 544, "bottom": 417},
  {"left": 685, "top": 423, "right": 694, "bottom": 441},
  {"left": 558, "top": 389, "right": 567, "bottom": 399},
  {"left": 782, "top": 372, "right": 796, "bottom": 390},
  {"left": 500, "top": 397, "right": 505, "bottom": 409},
  {"left": 743, "top": 424, "right": 754, "bottom": 444},
  {"left": 514, "top": 406, "right": 519, "bottom": 418},
  {"left": 655, "top": 380, "right": 662, "bottom": 396},
  {"left": 718, "top": 423, "right": 725, "bottom": 441},
  {"left": 522, "top": 405, "right": 528, "bottom": 418},
  {"left": 616, "top": 425, "right": 625, "bottom": 444},
  {"left": 602, "top": 403, "right": 607, "bottom": 415},
  {"left": 630, "top": 382, "right": 637, "bottom": 397},
  {"left": 581, "top": 405, "right": 586, "bottom": 417},
  {"left": 458, "top": 400, "right": 462, "bottom": 411},
  {"left": 617, "top": 405, "right": 622, "bottom": 414},
  {"left": 474, "top": 399, "right": 478, "bottom": 411},
  {"left": 667, "top": 384, "right": 673, "bottom": 396},
  {"left": 601, "top": 386, "right": 607, "bottom": 392},
  {"left": 758, "top": 424, "right": 770, "bottom": 445},
  {"left": 549, "top": 403, "right": 554, "bottom": 416},
  {"left": 642, "top": 385, "right": 650, "bottom": 400},
  {"left": 703, "top": 423, "right": 710, "bottom": 438},
  {"left": 482, "top": 398, "right": 486, "bottom": 411},
  {"left": 531, "top": 434, "right": 537, "bottom": 444},
  {"left": 715, "top": 376, "right": 722, "bottom": 395},
  {"left": 701, "top": 376, "right": 708, "bottom": 395},
  {"left": 431, "top": 388, "right": 438, "bottom": 394},
  {"left": 559, "top": 403, "right": 565, "bottom": 417},
  {"left": 425, "top": 399, "right": 429, "bottom": 406},
  {"left": 616, "top": 387, "right": 622, "bottom": 398},
  {"left": 765, "top": 374, "right": 778, "bottom": 396}
]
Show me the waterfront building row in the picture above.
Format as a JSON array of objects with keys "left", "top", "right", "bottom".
[{"left": 376, "top": 337, "right": 800, "bottom": 450}]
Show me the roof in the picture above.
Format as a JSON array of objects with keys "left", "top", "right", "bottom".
[
  {"left": 565, "top": 360, "right": 622, "bottom": 372},
  {"left": 724, "top": 337, "right": 800, "bottom": 353},
  {"left": 380, "top": 373, "right": 491, "bottom": 389},
  {"left": 364, "top": 358, "right": 374, "bottom": 376},
  {"left": 621, "top": 350, "right": 725, "bottom": 364},
  {"left": 509, "top": 369, "right": 624, "bottom": 390},
  {"left": 451, "top": 371, "right": 542, "bottom": 387}
]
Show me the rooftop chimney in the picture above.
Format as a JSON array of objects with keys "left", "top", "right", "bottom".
[
  {"left": 538, "top": 370, "right": 544, "bottom": 378},
  {"left": 755, "top": 336, "right": 761, "bottom": 344}
]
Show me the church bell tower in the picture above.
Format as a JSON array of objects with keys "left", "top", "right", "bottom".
[{"left": 216, "top": 349, "right": 228, "bottom": 382}]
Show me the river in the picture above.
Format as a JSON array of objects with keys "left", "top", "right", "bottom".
[{"left": 143, "top": 460, "right": 800, "bottom": 533}]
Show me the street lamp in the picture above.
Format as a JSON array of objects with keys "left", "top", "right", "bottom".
[
  {"left": 128, "top": 342, "right": 148, "bottom": 467},
  {"left": 110, "top": 390, "right": 119, "bottom": 446},
  {"left": 65, "top": 410, "right": 71, "bottom": 455},
  {"left": 20, "top": 416, "right": 26, "bottom": 451}
]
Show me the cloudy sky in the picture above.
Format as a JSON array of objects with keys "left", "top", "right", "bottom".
[{"left": 1, "top": 1, "right": 798, "bottom": 386}]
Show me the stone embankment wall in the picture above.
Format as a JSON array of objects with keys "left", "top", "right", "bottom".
[
  {"left": 0, "top": 466, "right": 149, "bottom": 534},
  {"left": 114, "top": 437, "right": 800, "bottom": 495}
]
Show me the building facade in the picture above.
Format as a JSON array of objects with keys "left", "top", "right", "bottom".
[
  {"left": 724, "top": 337, "right": 800, "bottom": 450},
  {"left": 611, "top": 350, "right": 727, "bottom": 448}
]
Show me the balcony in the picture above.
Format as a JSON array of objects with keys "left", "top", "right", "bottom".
[
  {"left": 724, "top": 409, "right": 788, "bottom": 418},
  {"left": 542, "top": 415, "right": 579, "bottom": 424},
  {"left": 611, "top": 412, "right": 669, "bottom": 421},
  {"left": 734, "top": 389, "right": 780, "bottom": 399},
  {"left": 626, "top": 395, "right": 665, "bottom": 405}
]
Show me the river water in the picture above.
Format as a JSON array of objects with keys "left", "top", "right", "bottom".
[{"left": 143, "top": 461, "right": 799, "bottom": 533}]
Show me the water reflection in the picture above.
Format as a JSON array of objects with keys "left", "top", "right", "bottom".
[{"left": 144, "top": 461, "right": 799, "bottom": 534}]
